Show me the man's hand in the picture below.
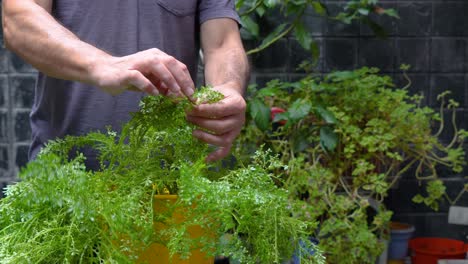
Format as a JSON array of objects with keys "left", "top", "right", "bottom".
[
  {"left": 187, "top": 84, "right": 246, "bottom": 162},
  {"left": 91, "top": 48, "right": 195, "bottom": 97}
]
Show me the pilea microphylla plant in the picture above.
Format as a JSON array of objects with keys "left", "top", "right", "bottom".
[
  {"left": 0, "top": 86, "right": 325, "bottom": 264},
  {"left": 236, "top": 67, "right": 468, "bottom": 263}
]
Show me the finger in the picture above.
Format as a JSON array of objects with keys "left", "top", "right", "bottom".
[
  {"left": 187, "top": 115, "right": 237, "bottom": 135},
  {"left": 189, "top": 97, "right": 246, "bottom": 118},
  {"left": 206, "top": 146, "right": 232, "bottom": 162},
  {"left": 150, "top": 62, "right": 182, "bottom": 96},
  {"left": 147, "top": 74, "right": 167, "bottom": 94},
  {"left": 166, "top": 60, "right": 195, "bottom": 98},
  {"left": 193, "top": 129, "right": 233, "bottom": 146},
  {"left": 125, "top": 70, "right": 159, "bottom": 96}
]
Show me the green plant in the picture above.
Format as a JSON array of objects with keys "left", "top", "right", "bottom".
[
  {"left": 236, "top": 67, "right": 467, "bottom": 263},
  {"left": 236, "top": 0, "right": 398, "bottom": 55},
  {"left": 0, "top": 87, "right": 325, "bottom": 264}
]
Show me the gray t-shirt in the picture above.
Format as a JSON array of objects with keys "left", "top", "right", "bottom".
[{"left": 29, "top": 0, "right": 240, "bottom": 166}]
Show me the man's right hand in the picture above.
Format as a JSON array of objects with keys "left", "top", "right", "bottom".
[{"left": 90, "top": 48, "right": 195, "bottom": 98}]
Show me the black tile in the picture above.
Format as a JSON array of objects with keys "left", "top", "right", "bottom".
[
  {"left": 430, "top": 74, "right": 465, "bottom": 108},
  {"left": 324, "top": 3, "right": 360, "bottom": 36},
  {"left": 396, "top": 39, "right": 429, "bottom": 73},
  {"left": 0, "top": 49, "right": 9, "bottom": 73},
  {"left": 251, "top": 38, "right": 289, "bottom": 72},
  {"left": 430, "top": 38, "right": 466, "bottom": 73},
  {"left": 15, "top": 144, "right": 29, "bottom": 169},
  {"left": 289, "top": 38, "right": 323, "bottom": 73},
  {"left": 10, "top": 75, "right": 36, "bottom": 109},
  {"left": 396, "top": 2, "right": 432, "bottom": 37},
  {"left": 254, "top": 74, "right": 288, "bottom": 90},
  {"left": 358, "top": 38, "right": 395, "bottom": 72},
  {"left": 433, "top": 2, "right": 468, "bottom": 37},
  {"left": 324, "top": 38, "right": 357, "bottom": 71},
  {"left": 434, "top": 109, "right": 467, "bottom": 149},
  {"left": 14, "top": 111, "right": 31, "bottom": 142},
  {"left": 0, "top": 144, "right": 8, "bottom": 170},
  {"left": 0, "top": 111, "right": 8, "bottom": 143},
  {"left": 8, "top": 52, "right": 36, "bottom": 73},
  {"left": 0, "top": 75, "right": 8, "bottom": 108},
  {"left": 302, "top": 8, "right": 325, "bottom": 37},
  {"left": 360, "top": 3, "right": 398, "bottom": 37},
  {"left": 394, "top": 74, "right": 429, "bottom": 106}
]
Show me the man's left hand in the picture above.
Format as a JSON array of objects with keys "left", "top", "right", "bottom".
[{"left": 186, "top": 84, "right": 246, "bottom": 162}]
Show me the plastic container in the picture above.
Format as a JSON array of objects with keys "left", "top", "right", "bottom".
[
  {"left": 409, "top": 237, "right": 468, "bottom": 264},
  {"left": 137, "top": 195, "right": 214, "bottom": 264},
  {"left": 388, "top": 222, "right": 415, "bottom": 260}
]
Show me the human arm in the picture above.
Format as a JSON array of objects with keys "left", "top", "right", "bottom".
[
  {"left": 186, "top": 18, "right": 250, "bottom": 162},
  {"left": 1, "top": 0, "right": 194, "bottom": 97}
]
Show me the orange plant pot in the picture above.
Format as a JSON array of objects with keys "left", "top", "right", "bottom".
[
  {"left": 137, "top": 195, "right": 214, "bottom": 264},
  {"left": 409, "top": 237, "right": 468, "bottom": 264}
]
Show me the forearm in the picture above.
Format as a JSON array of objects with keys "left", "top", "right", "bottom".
[
  {"left": 2, "top": 1, "right": 110, "bottom": 84},
  {"left": 204, "top": 46, "right": 249, "bottom": 94}
]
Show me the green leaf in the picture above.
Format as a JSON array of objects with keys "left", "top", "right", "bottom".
[
  {"left": 382, "top": 8, "right": 399, "bottom": 19},
  {"left": 292, "top": 132, "right": 309, "bottom": 153},
  {"left": 412, "top": 194, "right": 424, "bottom": 204},
  {"left": 316, "top": 106, "right": 337, "bottom": 124},
  {"left": 288, "top": 99, "right": 312, "bottom": 121},
  {"left": 320, "top": 126, "right": 338, "bottom": 152},
  {"left": 273, "top": 112, "right": 289, "bottom": 123},
  {"left": 250, "top": 99, "right": 271, "bottom": 131},
  {"left": 357, "top": 8, "right": 370, "bottom": 16},
  {"left": 255, "top": 6, "right": 266, "bottom": 17},
  {"left": 311, "top": 2, "right": 326, "bottom": 16},
  {"left": 327, "top": 70, "right": 358, "bottom": 82},
  {"left": 294, "top": 22, "right": 313, "bottom": 51},
  {"left": 240, "top": 16, "right": 259, "bottom": 37},
  {"left": 235, "top": 0, "right": 245, "bottom": 10}
]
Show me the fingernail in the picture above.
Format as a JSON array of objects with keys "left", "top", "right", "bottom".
[
  {"left": 186, "top": 87, "right": 194, "bottom": 97},
  {"left": 152, "top": 88, "right": 159, "bottom": 96}
]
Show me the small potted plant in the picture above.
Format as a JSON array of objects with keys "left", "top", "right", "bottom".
[
  {"left": 236, "top": 66, "right": 467, "bottom": 263},
  {"left": 0, "top": 87, "right": 325, "bottom": 264}
]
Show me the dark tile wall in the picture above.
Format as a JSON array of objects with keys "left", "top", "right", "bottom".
[{"left": 0, "top": 0, "right": 467, "bottom": 241}]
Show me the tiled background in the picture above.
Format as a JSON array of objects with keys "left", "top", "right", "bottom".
[{"left": 1, "top": 1, "right": 467, "bottom": 240}]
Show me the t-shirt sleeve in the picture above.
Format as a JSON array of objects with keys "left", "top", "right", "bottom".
[{"left": 198, "top": 0, "right": 241, "bottom": 25}]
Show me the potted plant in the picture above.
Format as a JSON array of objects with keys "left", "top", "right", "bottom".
[
  {"left": 0, "top": 87, "right": 325, "bottom": 264},
  {"left": 236, "top": 66, "right": 467, "bottom": 263}
]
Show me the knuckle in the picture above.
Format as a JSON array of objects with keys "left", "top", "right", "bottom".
[
  {"left": 179, "top": 63, "right": 189, "bottom": 72},
  {"left": 163, "top": 56, "right": 177, "bottom": 65}
]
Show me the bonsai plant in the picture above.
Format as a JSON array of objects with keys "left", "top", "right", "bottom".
[
  {"left": 0, "top": 87, "right": 325, "bottom": 264},
  {"left": 236, "top": 67, "right": 467, "bottom": 263}
]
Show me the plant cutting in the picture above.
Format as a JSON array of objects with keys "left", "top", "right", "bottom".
[
  {"left": 236, "top": 67, "right": 467, "bottom": 263},
  {"left": 0, "top": 86, "right": 325, "bottom": 264}
]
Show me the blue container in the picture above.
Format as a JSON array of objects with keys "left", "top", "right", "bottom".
[{"left": 388, "top": 222, "right": 415, "bottom": 260}]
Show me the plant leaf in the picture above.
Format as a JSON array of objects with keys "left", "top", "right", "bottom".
[
  {"left": 316, "top": 106, "right": 337, "bottom": 124},
  {"left": 250, "top": 99, "right": 271, "bottom": 131},
  {"left": 294, "top": 22, "right": 313, "bottom": 51},
  {"left": 320, "top": 126, "right": 338, "bottom": 152},
  {"left": 240, "top": 16, "right": 259, "bottom": 37}
]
